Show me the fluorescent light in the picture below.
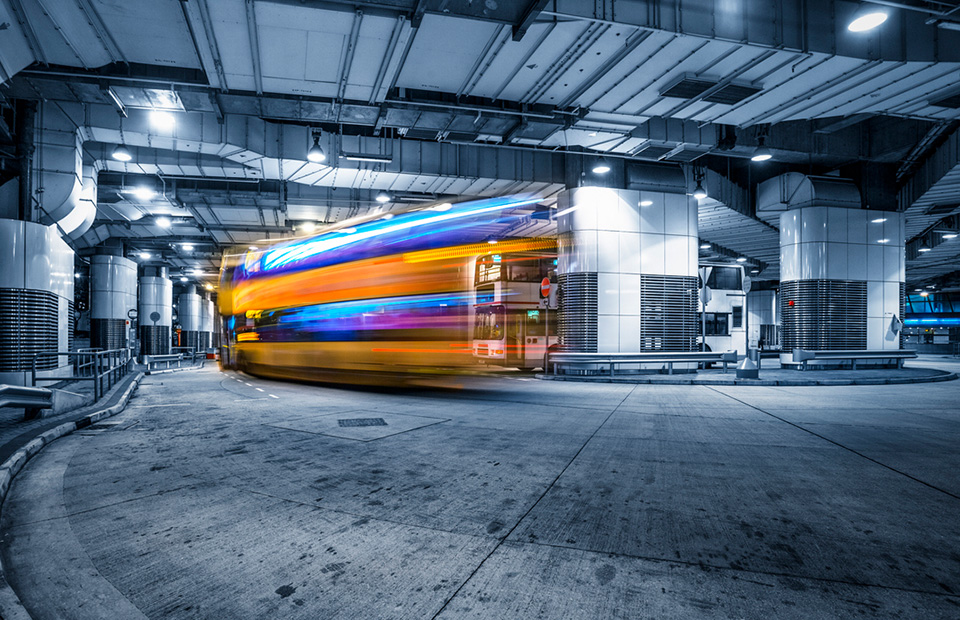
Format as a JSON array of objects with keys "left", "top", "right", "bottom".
[
  {"left": 848, "top": 8, "right": 888, "bottom": 32},
  {"left": 943, "top": 233, "right": 958, "bottom": 239},
  {"left": 343, "top": 152, "right": 393, "bottom": 163},
  {"left": 299, "top": 221, "right": 317, "bottom": 233},
  {"left": 376, "top": 192, "right": 391, "bottom": 203},
  {"left": 700, "top": 243, "right": 711, "bottom": 249},
  {"left": 878, "top": 238, "right": 889, "bottom": 244},
  {"left": 156, "top": 216, "right": 171, "bottom": 228},
  {"left": 692, "top": 182, "right": 707, "bottom": 200},
  {"left": 639, "top": 200, "right": 653, "bottom": 207},
  {"left": 592, "top": 163, "right": 611, "bottom": 174},
  {"left": 139, "top": 252, "right": 151, "bottom": 260},
  {"left": 871, "top": 217, "right": 887, "bottom": 223},
  {"left": 736, "top": 257, "right": 747, "bottom": 263},
  {"left": 182, "top": 244, "right": 195, "bottom": 251},
  {"left": 751, "top": 269, "right": 760, "bottom": 274},
  {"left": 918, "top": 243, "right": 931, "bottom": 253},
  {"left": 150, "top": 110, "right": 176, "bottom": 130},
  {"left": 111, "top": 145, "right": 133, "bottom": 162}
]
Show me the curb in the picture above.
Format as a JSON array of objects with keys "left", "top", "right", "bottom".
[
  {"left": 0, "top": 372, "right": 144, "bottom": 620},
  {"left": 535, "top": 370, "right": 958, "bottom": 387},
  {"left": 143, "top": 361, "right": 206, "bottom": 376}
]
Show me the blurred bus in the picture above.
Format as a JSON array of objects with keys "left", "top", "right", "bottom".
[
  {"left": 473, "top": 245, "right": 558, "bottom": 370},
  {"left": 217, "top": 195, "right": 546, "bottom": 385},
  {"left": 698, "top": 263, "right": 747, "bottom": 355}
]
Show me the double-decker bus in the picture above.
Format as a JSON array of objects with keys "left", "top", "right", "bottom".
[
  {"left": 217, "top": 195, "right": 546, "bottom": 385},
  {"left": 698, "top": 263, "right": 748, "bottom": 355},
  {"left": 473, "top": 243, "right": 558, "bottom": 370}
]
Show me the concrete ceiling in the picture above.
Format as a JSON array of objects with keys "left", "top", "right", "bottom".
[{"left": 2, "top": 0, "right": 960, "bottom": 287}]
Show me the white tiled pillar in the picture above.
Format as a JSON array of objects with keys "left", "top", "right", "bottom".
[
  {"left": 779, "top": 206, "right": 904, "bottom": 362},
  {"left": 556, "top": 186, "right": 698, "bottom": 354}
]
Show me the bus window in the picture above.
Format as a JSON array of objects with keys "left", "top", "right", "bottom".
[
  {"left": 732, "top": 306, "right": 743, "bottom": 328},
  {"left": 507, "top": 260, "right": 541, "bottom": 282},
  {"left": 474, "top": 306, "right": 504, "bottom": 340},
  {"left": 526, "top": 309, "right": 544, "bottom": 336},
  {"left": 476, "top": 260, "right": 502, "bottom": 285},
  {"left": 707, "top": 266, "right": 742, "bottom": 291},
  {"left": 704, "top": 313, "right": 729, "bottom": 336}
]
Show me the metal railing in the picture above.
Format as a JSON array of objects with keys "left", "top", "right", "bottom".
[
  {"left": 31, "top": 348, "right": 134, "bottom": 401},
  {"left": 143, "top": 352, "right": 206, "bottom": 374},
  {"left": 791, "top": 349, "right": 917, "bottom": 370},
  {"left": 0, "top": 384, "right": 53, "bottom": 418},
  {"left": 548, "top": 350, "right": 739, "bottom": 376}
]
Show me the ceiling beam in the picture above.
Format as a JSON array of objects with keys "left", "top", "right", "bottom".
[
  {"left": 513, "top": 0, "right": 549, "bottom": 41},
  {"left": 244, "top": 0, "right": 264, "bottom": 94}
]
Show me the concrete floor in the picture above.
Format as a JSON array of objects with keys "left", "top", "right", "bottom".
[{"left": 2, "top": 360, "right": 960, "bottom": 619}]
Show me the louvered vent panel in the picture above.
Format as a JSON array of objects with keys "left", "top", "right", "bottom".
[
  {"left": 900, "top": 282, "right": 905, "bottom": 349},
  {"left": 639, "top": 275, "right": 699, "bottom": 352},
  {"left": 780, "top": 280, "right": 867, "bottom": 351},
  {"left": 557, "top": 273, "right": 597, "bottom": 352},
  {"left": 67, "top": 300, "right": 75, "bottom": 351},
  {"left": 140, "top": 326, "right": 170, "bottom": 356},
  {"left": 91, "top": 318, "right": 126, "bottom": 350},
  {"left": 180, "top": 330, "right": 199, "bottom": 350},
  {"left": 0, "top": 288, "right": 60, "bottom": 371}
]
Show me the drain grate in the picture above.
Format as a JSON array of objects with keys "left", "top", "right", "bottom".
[{"left": 338, "top": 418, "right": 387, "bottom": 427}]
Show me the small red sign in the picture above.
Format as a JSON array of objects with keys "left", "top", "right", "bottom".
[{"left": 540, "top": 277, "right": 551, "bottom": 298}]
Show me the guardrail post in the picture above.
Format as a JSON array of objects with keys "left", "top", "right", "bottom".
[{"left": 31, "top": 354, "right": 38, "bottom": 387}]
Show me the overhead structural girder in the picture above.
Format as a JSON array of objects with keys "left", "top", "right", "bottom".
[{"left": 898, "top": 127, "right": 960, "bottom": 242}]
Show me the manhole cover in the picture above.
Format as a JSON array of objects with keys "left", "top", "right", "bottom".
[{"left": 338, "top": 418, "right": 387, "bottom": 427}]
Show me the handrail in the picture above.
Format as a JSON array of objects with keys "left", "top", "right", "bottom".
[
  {"left": 549, "top": 350, "right": 738, "bottom": 376},
  {"left": 0, "top": 384, "right": 53, "bottom": 419},
  {"left": 31, "top": 348, "right": 134, "bottom": 401}
]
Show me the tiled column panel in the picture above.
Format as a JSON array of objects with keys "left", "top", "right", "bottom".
[
  {"left": 779, "top": 206, "right": 904, "bottom": 361},
  {"left": 556, "top": 186, "right": 698, "bottom": 353}
]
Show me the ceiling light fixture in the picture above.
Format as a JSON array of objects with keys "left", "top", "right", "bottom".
[
  {"left": 139, "top": 252, "right": 151, "bottom": 260},
  {"left": 878, "top": 238, "right": 890, "bottom": 244},
  {"left": 131, "top": 186, "right": 156, "bottom": 201},
  {"left": 751, "top": 269, "right": 760, "bottom": 274},
  {"left": 592, "top": 162, "right": 611, "bottom": 174},
  {"left": 751, "top": 137, "right": 773, "bottom": 162},
  {"left": 693, "top": 181, "right": 707, "bottom": 200},
  {"left": 375, "top": 192, "right": 391, "bottom": 203},
  {"left": 111, "top": 145, "right": 133, "bottom": 162},
  {"left": 487, "top": 238, "right": 498, "bottom": 245},
  {"left": 307, "top": 130, "right": 326, "bottom": 163},
  {"left": 432, "top": 203, "right": 453, "bottom": 211},
  {"left": 381, "top": 213, "right": 395, "bottom": 220},
  {"left": 179, "top": 276, "right": 188, "bottom": 282},
  {"left": 249, "top": 246, "right": 258, "bottom": 251},
  {"left": 700, "top": 243, "right": 711, "bottom": 249},
  {"left": 848, "top": 4, "right": 889, "bottom": 32},
  {"left": 942, "top": 232, "right": 958, "bottom": 239},
  {"left": 150, "top": 110, "right": 176, "bottom": 130},
  {"left": 299, "top": 221, "right": 317, "bottom": 233},
  {"left": 156, "top": 216, "right": 171, "bottom": 228},
  {"left": 182, "top": 243, "right": 195, "bottom": 251},
  {"left": 871, "top": 217, "right": 887, "bottom": 223},
  {"left": 639, "top": 200, "right": 653, "bottom": 207},
  {"left": 736, "top": 257, "right": 747, "bottom": 263},
  {"left": 920, "top": 291, "right": 930, "bottom": 297},
  {"left": 918, "top": 242, "right": 932, "bottom": 253}
]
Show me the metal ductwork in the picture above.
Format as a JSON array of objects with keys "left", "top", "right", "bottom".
[
  {"left": 32, "top": 103, "right": 97, "bottom": 238},
  {"left": 756, "top": 173, "right": 862, "bottom": 227},
  {"left": 625, "top": 162, "right": 687, "bottom": 194}
]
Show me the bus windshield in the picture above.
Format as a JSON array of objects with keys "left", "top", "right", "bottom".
[{"left": 474, "top": 306, "right": 505, "bottom": 340}]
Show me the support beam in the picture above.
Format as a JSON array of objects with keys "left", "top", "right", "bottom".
[
  {"left": 513, "top": 0, "right": 549, "bottom": 41},
  {"left": 244, "top": 0, "right": 264, "bottom": 94}
]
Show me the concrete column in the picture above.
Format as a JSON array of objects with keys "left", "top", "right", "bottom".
[
  {"left": 778, "top": 206, "right": 904, "bottom": 363},
  {"left": 177, "top": 285, "right": 202, "bottom": 350},
  {"left": 90, "top": 253, "right": 137, "bottom": 350},
  {"left": 556, "top": 179, "right": 699, "bottom": 361},
  {"left": 199, "top": 294, "right": 213, "bottom": 350},
  {"left": 0, "top": 219, "right": 75, "bottom": 385},
  {"left": 139, "top": 266, "right": 172, "bottom": 356}
]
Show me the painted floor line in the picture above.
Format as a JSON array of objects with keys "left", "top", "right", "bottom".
[
  {"left": 269, "top": 394, "right": 279, "bottom": 399},
  {"left": 127, "top": 403, "right": 190, "bottom": 408},
  {"left": 255, "top": 388, "right": 264, "bottom": 392}
]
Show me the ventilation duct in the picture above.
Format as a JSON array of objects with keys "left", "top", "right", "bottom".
[{"left": 756, "top": 172, "right": 862, "bottom": 226}]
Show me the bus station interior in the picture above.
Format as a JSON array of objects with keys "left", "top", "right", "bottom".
[{"left": 1, "top": 0, "right": 960, "bottom": 618}]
